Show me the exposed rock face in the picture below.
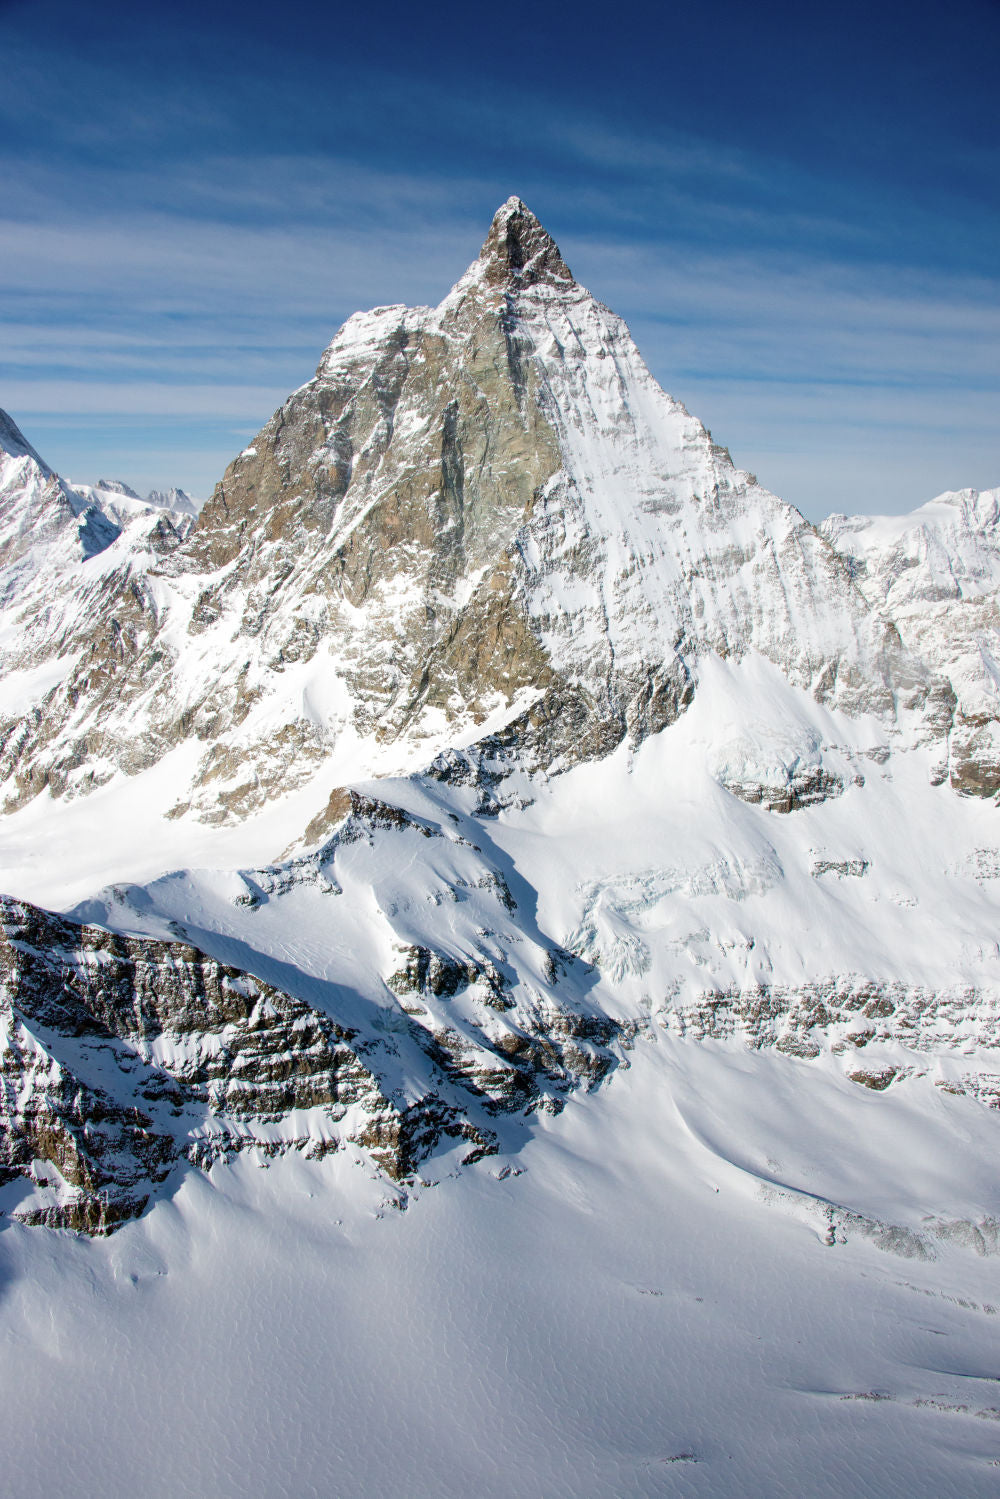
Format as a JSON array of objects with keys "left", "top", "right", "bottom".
[
  {"left": 386, "top": 940, "right": 617, "bottom": 1107},
  {"left": 824, "top": 490, "right": 1000, "bottom": 797},
  {"left": 0, "top": 198, "right": 968, "bottom": 831},
  {"left": 714, "top": 761, "right": 848, "bottom": 814},
  {"left": 478, "top": 198, "right": 575, "bottom": 287},
  {"left": 0, "top": 885, "right": 621, "bottom": 1232},
  {"left": 1, "top": 199, "right": 999, "bottom": 1242},
  {"left": 0, "top": 894, "right": 396, "bottom": 1229},
  {"left": 666, "top": 975, "right": 1000, "bottom": 1060}
]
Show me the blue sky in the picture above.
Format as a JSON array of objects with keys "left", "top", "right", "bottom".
[{"left": 2, "top": 0, "right": 998, "bottom": 518}]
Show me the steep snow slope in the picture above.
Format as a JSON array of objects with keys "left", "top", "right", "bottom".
[
  {"left": 1, "top": 200, "right": 1000, "bottom": 1497},
  {"left": 476, "top": 251, "right": 908, "bottom": 730},
  {"left": 0, "top": 409, "right": 120, "bottom": 571},
  {"left": 0, "top": 200, "right": 960, "bottom": 831},
  {"left": 2, "top": 1045, "right": 1000, "bottom": 1499},
  {"left": 825, "top": 490, "right": 1000, "bottom": 795},
  {"left": 3, "top": 651, "right": 999, "bottom": 1234}
]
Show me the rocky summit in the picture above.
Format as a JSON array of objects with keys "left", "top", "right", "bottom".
[
  {"left": 0, "top": 198, "right": 999, "bottom": 1258},
  {"left": 1, "top": 197, "right": 981, "bottom": 832},
  {"left": 5, "top": 199, "right": 1000, "bottom": 1499}
]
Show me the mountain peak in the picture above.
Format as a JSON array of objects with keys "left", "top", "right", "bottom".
[
  {"left": 95, "top": 478, "right": 141, "bottom": 500},
  {"left": 0, "top": 409, "right": 46, "bottom": 469},
  {"left": 478, "top": 197, "right": 574, "bottom": 287}
]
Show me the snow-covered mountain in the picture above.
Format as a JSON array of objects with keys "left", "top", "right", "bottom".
[
  {"left": 0, "top": 199, "right": 969, "bottom": 831},
  {"left": 0, "top": 418, "right": 198, "bottom": 578},
  {"left": 824, "top": 489, "right": 1000, "bottom": 795},
  {"left": 72, "top": 479, "right": 200, "bottom": 526},
  {"left": 2, "top": 200, "right": 1000, "bottom": 1497},
  {"left": 0, "top": 409, "right": 121, "bottom": 569}
]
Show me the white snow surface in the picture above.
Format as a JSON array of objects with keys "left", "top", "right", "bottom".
[
  {"left": 2, "top": 1044, "right": 1000, "bottom": 1498},
  {"left": 70, "top": 480, "right": 201, "bottom": 526},
  {"left": 0, "top": 411, "right": 195, "bottom": 569},
  {"left": 1, "top": 652, "right": 999, "bottom": 1496},
  {"left": 0, "top": 580, "right": 996, "bottom": 1490},
  {"left": 824, "top": 489, "right": 1000, "bottom": 722},
  {"left": 2, "top": 210, "right": 1000, "bottom": 1494}
]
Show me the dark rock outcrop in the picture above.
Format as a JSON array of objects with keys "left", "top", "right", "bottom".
[{"left": 0, "top": 892, "right": 621, "bottom": 1233}]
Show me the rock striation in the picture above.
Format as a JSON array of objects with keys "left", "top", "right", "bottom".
[
  {"left": 1, "top": 200, "right": 1000, "bottom": 1236},
  {"left": 0, "top": 871, "right": 621, "bottom": 1231},
  {"left": 0, "top": 198, "right": 978, "bottom": 830}
]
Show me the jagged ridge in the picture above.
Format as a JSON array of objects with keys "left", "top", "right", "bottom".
[{"left": 0, "top": 198, "right": 981, "bottom": 833}]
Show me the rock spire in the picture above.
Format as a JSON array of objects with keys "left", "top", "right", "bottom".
[{"left": 478, "top": 196, "right": 574, "bottom": 287}]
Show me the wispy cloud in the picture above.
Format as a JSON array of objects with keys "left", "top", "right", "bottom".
[
  {"left": 1, "top": 13, "right": 996, "bottom": 513},
  {"left": 5, "top": 380, "right": 291, "bottom": 418}
]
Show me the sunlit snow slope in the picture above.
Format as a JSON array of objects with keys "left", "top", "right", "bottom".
[{"left": 1, "top": 199, "right": 999, "bottom": 1497}]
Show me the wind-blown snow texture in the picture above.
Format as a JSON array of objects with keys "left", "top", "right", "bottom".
[{"left": 1, "top": 200, "right": 999, "bottom": 1496}]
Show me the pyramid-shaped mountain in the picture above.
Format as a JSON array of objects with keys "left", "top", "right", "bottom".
[
  {"left": 2, "top": 199, "right": 983, "bottom": 832},
  {"left": 3, "top": 200, "right": 1000, "bottom": 1498}
]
